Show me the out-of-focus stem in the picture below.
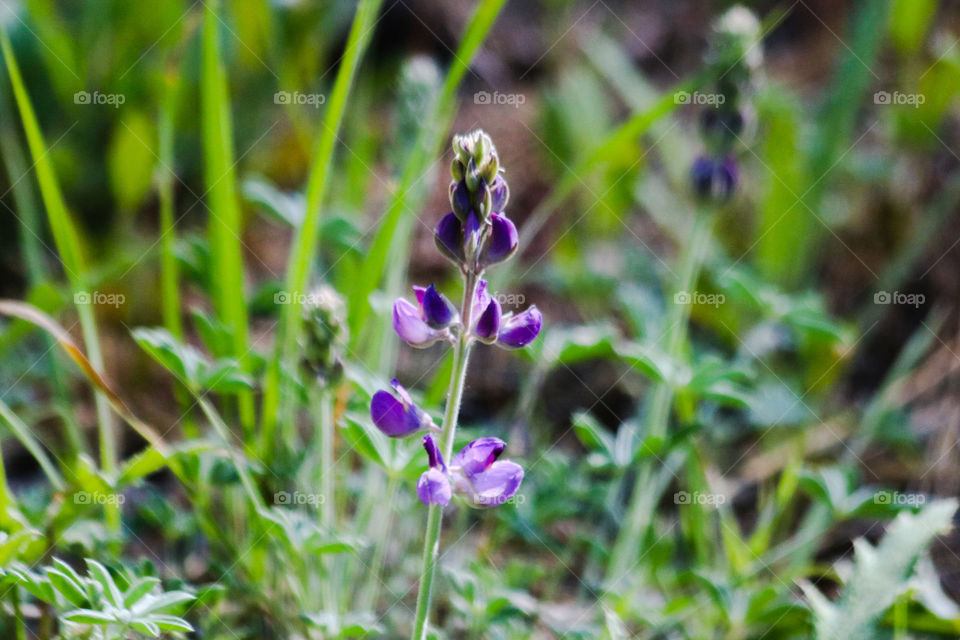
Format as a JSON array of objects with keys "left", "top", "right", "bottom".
[
  {"left": 359, "top": 474, "right": 400, "bottom": 611},
  {"left": 606, "top": 206, "right": 713, "bottom": 589}
]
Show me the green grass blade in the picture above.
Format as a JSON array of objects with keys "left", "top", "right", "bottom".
[
  {"left": 0, "top": 398, "right": 65, "bottom": 491},
  {"left": 0, "top": 28, "right": 115, "bottom": 499},
  {"left": 346, "top": 0, "right": 507, "bottom": 350},
  {"left": 202, "top": 0, "right": 254, "bottom": 430},
  {"left": 261, "top": 0, "right": 384, "bottom": 445},
  {"left": 0, "top": 66, "right": 83, "bottom": 456}
]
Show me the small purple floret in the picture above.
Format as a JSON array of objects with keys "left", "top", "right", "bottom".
[{"left": 497, "top": 306, "right": 542, "bottom": 349}]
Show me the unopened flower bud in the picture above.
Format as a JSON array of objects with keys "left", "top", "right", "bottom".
[
  {"left": 451, "top": 159, "right": 465, "bottom": 182},
  {"left": 300, "top": 285, "right": 348, "bottom": 385},
  {"left": 450, "top": 180, "right": 471, "bottom": 221},
  {"left": 691, "top": 155, "right": 738, "bottom": 203}
]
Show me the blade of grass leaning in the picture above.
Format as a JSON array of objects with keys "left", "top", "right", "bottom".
[
  {"left": 261, "top": 0, "right": 384, "bottom": 448},
  {"left": 0, "top": 300, "right": 172, "bottom": 460},
  {"left": 346, "top": 0, "right": 508, "bottom": 350},
  {"left": 0, "top": 398, "right": 65, "bottom": 491},
  {"left": 0, "top": 29, "right": 117, "bottom": 524},
  {"left": 202, "top": 0, "right": 254, "bottom": 431},
  {"left": 0, "top": 71, "right": 83, "bottom": 456}
]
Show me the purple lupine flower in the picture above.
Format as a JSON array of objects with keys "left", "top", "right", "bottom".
[
  {"left": 393, "top": 286, "right": 458, "bottom": 348},
  {"left": 483, "top": 213, "right": 518, "bottom": 267},
  {"left": 371, "top": 379, "right": 436, "bottom": 437},
  {"left": 419, "top": 285, "right": 457, "bottom": 329},
  {"left": 474, "top": 296, "right": 501, "bottom": 343},
  {"left": 497, "top": 306, "right": 543, "bottom": 349},
  {"left": 691, "top": 155, "right": 738, "bottom": 202},
  {"left": 417, "top": 435, "right": 524, "bottom": 508}
]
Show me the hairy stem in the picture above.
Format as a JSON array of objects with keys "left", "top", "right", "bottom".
[{"left": 410, "top": 273, "right": 478, "bottom": 640}]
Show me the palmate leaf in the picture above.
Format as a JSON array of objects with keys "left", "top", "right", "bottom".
[{"left": 799, "top": 499, "right": 957, "bottom": 640}]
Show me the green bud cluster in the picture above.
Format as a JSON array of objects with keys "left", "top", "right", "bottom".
[
  {"left": 450, "top": 130, "right": 503, "bottom": 223},
  {"left": 300, "top": 285, "right": 348, "bottom": 386}
]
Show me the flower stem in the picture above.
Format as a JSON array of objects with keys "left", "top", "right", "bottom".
[
  {"left": 606, "top": 206, "right": 714, "bottom": 589},
  {"left": 410, "top": 273, "right": 478, "bottom": 640}
]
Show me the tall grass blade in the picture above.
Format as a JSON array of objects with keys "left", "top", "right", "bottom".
[
  {"left": 202, "top": 0, "right": 254, "bottom": 430},
  {"left": 262, "top": 0, "right": 384, "bottom": 446},
  {"left": 0, "top": 29, "right": 116, "bottom": 511}
]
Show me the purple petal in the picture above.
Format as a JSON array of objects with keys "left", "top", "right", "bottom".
[
  {"left": 435, "top": 213, "right": 465, "bottom": 265},
  {"left": 370, "top": 390, "right": 422, "bottom": 437},
  {"left": 422, "top": 434, "right": 446, "bottom": 471},
  {"left": 490, "top": 175, "right": 509, "bottom": 212},
  {"left": 452, "top": 437, "right": 505, "bottom": 476},
  {"left": 474, "top": 298, "right": 501, "bottom": 343},
  {"left": 421, "top": 284, "right": 457, "bottom": 329},
  {"left": 413, "top": 286, "right": 427, "bottom": 308},
  {"left": 465, "top": 460, "right": 524, "bottom": 507},
  {"left": 417, "top": 467, "right": 451, "bottom": 506},
  {"left": 497, "top": 306, "right": 542, "bottom": 350},
  {"left": 484, "top": 213, "right": 518, "bottom": 265},
  {"left": 393, "top": 298, "right": 440, "bottom": 348}
]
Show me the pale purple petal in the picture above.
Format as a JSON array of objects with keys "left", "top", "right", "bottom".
[
  {"left": 452, "top": 437, "right": 505, "bottom": 476},
  {"left": 417, "top": 468, "right": 451, "bottom": 506},
  {"left": 496, "top": 306, "right": 542, "bottom": 349},
  {"left": 490, "top": 175, "right": 509, "bottom": 212},
  {"left": 472, "top": 280, "right": 491, "bottom": 321},
  {"left": 466, "top": 460, "right": 524, "bottom": 507},
  {"left": 393, "top": 298, "right": 440, "bottom": 347}
]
